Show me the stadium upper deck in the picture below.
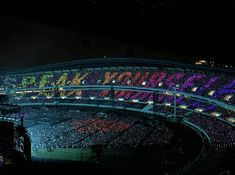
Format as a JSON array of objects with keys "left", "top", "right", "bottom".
[{"left": 0, "top": 58, "right": 234, "bottom": 125}]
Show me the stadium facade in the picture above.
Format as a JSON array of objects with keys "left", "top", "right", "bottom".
[
  {"left": 0, "top": 58, "right": 234, "bottom": 174},
  {"left": 1, "top": 58, "right": 234, "bottom": 119}
]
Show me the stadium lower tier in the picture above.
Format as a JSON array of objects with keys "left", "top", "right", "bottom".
[
  {"left": 20, "top": 107, "right": 173, "bottom": 150},
  {"left": 1, "top": 104, "right": 235, "bottom": 174},
  {"left": 4, "top": 105, "right": 235, "bottom": 153},
  {"left": 19, "top": 107, "right": 205, "bottom": 173}
]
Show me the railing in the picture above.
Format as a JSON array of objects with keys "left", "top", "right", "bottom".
[
  {"left": 2, "top": 85, "right": 234, "bottom": 126},
  {"left": 179, "top": 118, "right": 211, "bottom": 175},
  {"left": 4, "top": 85, "right": 235, "bottom": 111}
]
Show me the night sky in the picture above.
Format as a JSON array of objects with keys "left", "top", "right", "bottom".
[{"left": 0, "top": 0, "right": 234, "bottom": 69}]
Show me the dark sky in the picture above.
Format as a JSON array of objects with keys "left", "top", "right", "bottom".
[{"left": 0, "top": 0, "right": 234, "bottom": 69}]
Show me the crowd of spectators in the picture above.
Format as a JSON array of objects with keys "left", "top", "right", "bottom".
[
  {"left": 4, "top": 103, "right": 234, "bottom": 153},
  {"left": 188, "top": 114, "right": 235, "bottom": 152},
  {"left": 23, "top": 107, "right": 174, "bottom": 151}
]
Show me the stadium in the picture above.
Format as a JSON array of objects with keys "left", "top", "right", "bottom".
[{"left": 0, "top": 58, "right": 234, "bottom": 174}]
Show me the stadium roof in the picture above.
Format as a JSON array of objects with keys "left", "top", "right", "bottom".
[{"left": 1, "top": 58, "right": 235, "bottom": 76}]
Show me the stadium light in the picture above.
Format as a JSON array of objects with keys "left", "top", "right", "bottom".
[
  {"left": 132, "top": 99, "right": 138, "bottom": 103},
  {"left": 158, "top": 82, "right": 163, "bottom": 87},
  {"left": 16, "top": 91, "right": 24, "bottom": 94},
  {"left": 211, "top": 112, "right": 221, "bottom": 117},
  {"left": 195, "top": 62, "right": 202, "bottom": 65},
  {"left": 198, "top": 108, "right": 203, "bottom": 112},
  {"left": 118, "top": 98, "right": 124, "bottom": 101},
  {"left": 164, "top": 103, "right": 171, "bottom": 106},
  {"left": 208, "top": 90, "right": 215, "bottom": 96},
  {"left": 226, "top": 117, "right": 235, "bottom": 123},
  {"left": 165, "top": 91, "right": 173, "bottom": 96},
  {"left": 90, "top": 97, "right": 95, "bottom": 100},
  {"left": 195, "top": 60, "right": 208, "bottom": 65},
  {"left": 112, "top": 80, "right": 116, "bottom": 84},
  {"left": 61, "top": 96, "right": 67, "bottom": 99},
  {"left": 194, "top": 108, "right": 203, "bottom": 113},
  {"left": 104, "top": 97, "right": 110, "bottom": 100},
  {"left": 179, "top": 105, "right": 187, "bottom": 109},
  {"left": 142, "top": 81, "right": 146, "bottom": 86},
  {"left": 192, "top": 87, "right": 198, "bottom": 92},
  {"left": 31, "top": 96, "right": 37, "bottom": 99},
  {"left": 147, "top": 100, "right": 153, "bottom": 104},
  {"left": 224, "top": 95, "right": 233, "bottom": 101},
  {"left": 75, "top": 96, "right": 81, "bottom": 99}
]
